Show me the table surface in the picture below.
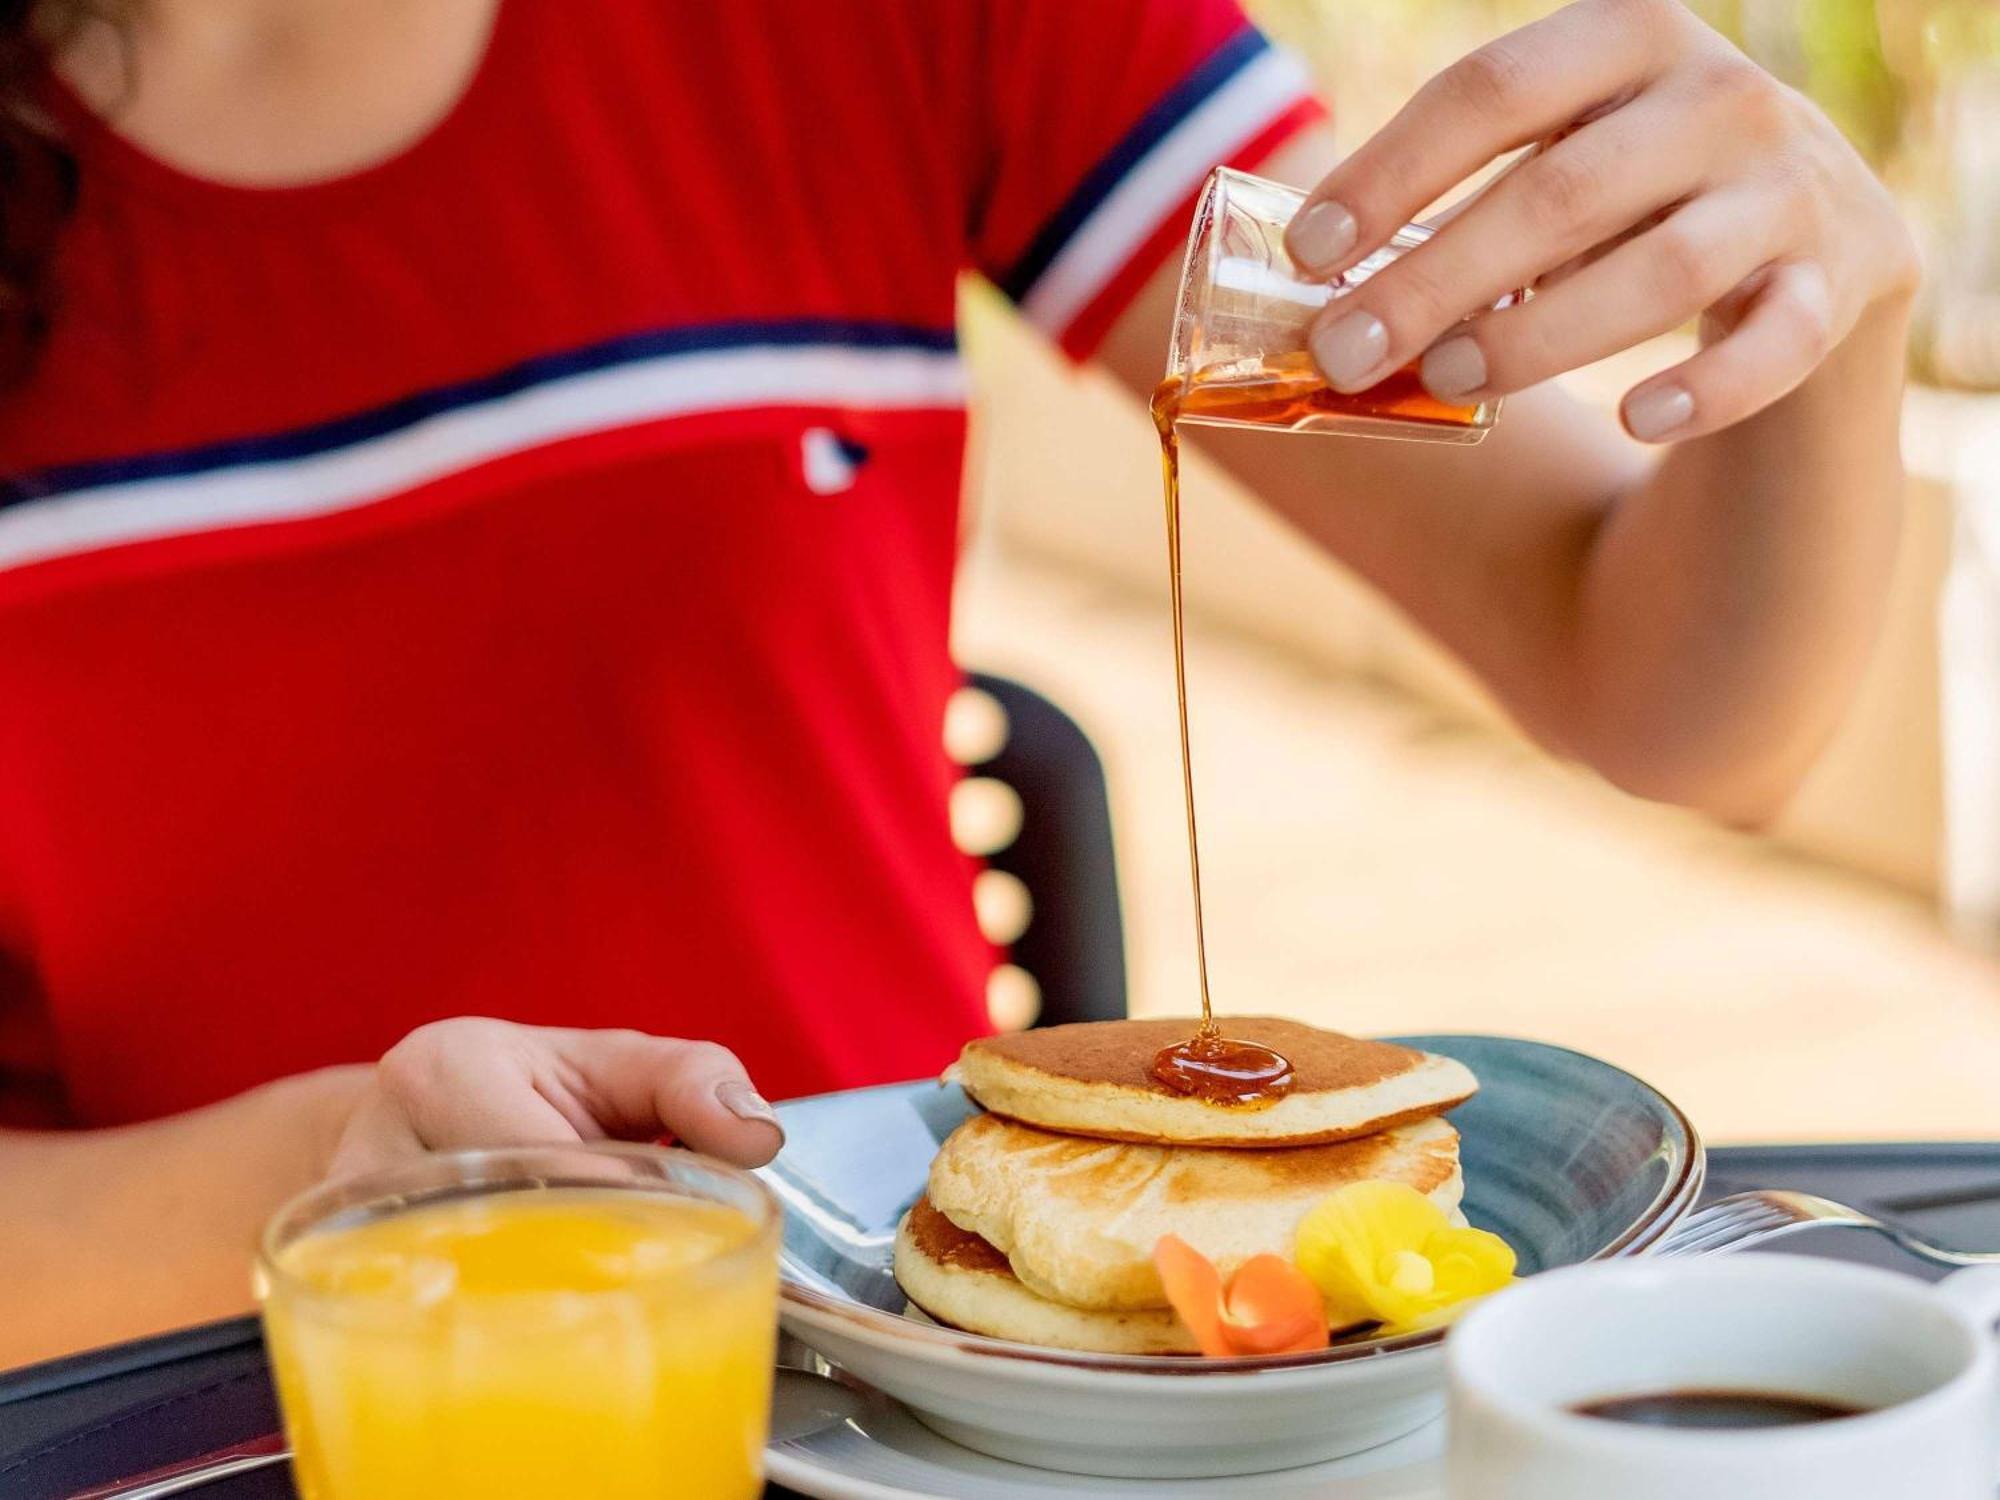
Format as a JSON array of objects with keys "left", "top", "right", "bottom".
[{"left": 5, "top": 1142, "right": 1998, "bottom": 1500}]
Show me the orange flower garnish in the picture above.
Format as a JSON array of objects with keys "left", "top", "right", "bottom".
[{"left": 1153, "top": 1235, "right": 1329, "bottom": 1357}]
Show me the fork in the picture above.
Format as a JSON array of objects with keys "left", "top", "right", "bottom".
[{"left": 1654, "top": 1189, "right": 2000, "bottom": 1267}]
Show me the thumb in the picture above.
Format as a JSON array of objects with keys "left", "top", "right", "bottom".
[{"left": 557, "top": 1031, "right": 785, "bottom": 1167}]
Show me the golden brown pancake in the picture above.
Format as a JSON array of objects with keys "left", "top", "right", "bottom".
[
  {"left": 892, "top": 1197, "right": 1199, "bottom": 1355},
  {"left": 924, "top": 1110, "right": 1464, "bottom": 1312},
  {"left": 952, "top": 1017, "right": 1476, "bottom": 1147}
]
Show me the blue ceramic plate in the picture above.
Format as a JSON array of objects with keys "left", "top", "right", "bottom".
[
  {"left": 765, "top": 1035, "right": 1702, "bottom": 1478},
  {"left": 768, "top": 1034, "right": 1702, "bottom": 1368}
]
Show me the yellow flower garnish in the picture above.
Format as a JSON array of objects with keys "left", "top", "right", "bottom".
[{"left": 1294, "top": 1181, "right": 1516, "bottom": 1336}]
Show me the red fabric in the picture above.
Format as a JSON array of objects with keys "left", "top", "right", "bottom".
[
  {"left": 1058, "top": 96, "right": 1328, "bottom": 361},
  {"left": 968, "top": 0, "right": 1246, "bottom": 289},
  {"left": 0, "top": 0, "right": 1319, "bottom": 1127}
]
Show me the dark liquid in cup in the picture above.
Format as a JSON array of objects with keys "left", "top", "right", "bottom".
[{"left": 1573, "top": 1390, "right": 1868, "bottom": 1430}]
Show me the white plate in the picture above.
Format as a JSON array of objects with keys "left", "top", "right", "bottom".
[{"left": 764, "top": 1367, "right": 1446, "bottom": 1500}]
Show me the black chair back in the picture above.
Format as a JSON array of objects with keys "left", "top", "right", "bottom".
[{"left": 961, "top": 673, "right": 1127, "bottom": 1028}]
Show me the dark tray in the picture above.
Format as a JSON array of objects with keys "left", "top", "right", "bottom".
[{"left": 4, "top": 1142, "right": 1996, "bottom": 1499}]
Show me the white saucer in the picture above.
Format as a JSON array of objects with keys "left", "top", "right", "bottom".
[{"left": 765, "top": 1368, "right": 1446, "bottom": 1499}]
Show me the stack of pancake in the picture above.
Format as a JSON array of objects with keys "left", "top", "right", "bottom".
[{"left": 893, "top": 1017, "right": 1478, "bottom": 1354}]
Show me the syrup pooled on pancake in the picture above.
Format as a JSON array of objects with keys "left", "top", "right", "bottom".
[
  {"left": 955, "top": 1017, "right": 1476, "bottom": 1148},
  {"left": 906, "top": 1194, "right": 1014, "bottom": 1274},
  {"left": 1149, "top": 379, "right": 1294, "bottom": 1106},
  {"left": 1150, "top": 1028, "right": 1296, "bottom": 1105}
]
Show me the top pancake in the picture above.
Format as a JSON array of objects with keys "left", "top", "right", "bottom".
[{"left": 953, "top": 1016, "right": 1476, "bottom": 1146}]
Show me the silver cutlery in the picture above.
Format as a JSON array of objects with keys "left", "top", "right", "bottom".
[
  {"left": 61, "top": 1363, "right": 859, "bottom": 1498},
  {"left": 1655, "top": 1189, "right": 2000, "bottom": 1267},
  {"left": 61, "top": 1432, "right": 289, "bottom": 1499}
]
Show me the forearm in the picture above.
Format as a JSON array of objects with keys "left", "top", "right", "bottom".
[
  {"left": 1106, "top": 223, "right": 1908, "bottom": 825},
  {"left": 1186, "top": 307, "right": 1911, "bottom": 825},
  {"left": 1096, "top": 1, "right": 1923, "bottom": 825},
  {"left": 0, "top": 1065, "right": 366, "bottom": 1370},
  {"left": 1567, "top": 290, "right": 1912, "bottom": 821}
]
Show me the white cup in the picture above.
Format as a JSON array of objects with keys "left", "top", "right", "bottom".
[{"left": 1446, "top": 1256, "right": 2000, "bottom": 1500}]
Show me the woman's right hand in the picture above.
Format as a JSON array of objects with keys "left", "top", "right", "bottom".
[{"left": 324, "top": 1017, "right": 785, "bottom": 1181}]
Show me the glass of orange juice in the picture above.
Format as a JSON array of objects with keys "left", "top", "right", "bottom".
[{"left": 256, "top": 1144, "right": 781, "bottom": 1500}]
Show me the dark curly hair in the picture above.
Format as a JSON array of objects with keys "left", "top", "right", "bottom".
[{"left": 0, "top": 1, "right": 120, "bottom": 385}]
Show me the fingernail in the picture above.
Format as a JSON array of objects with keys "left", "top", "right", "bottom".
[
  {"left": 1421, "top": 336, "right": 1486, "bottom": 398},
  {"left": 717, "top": 1081, "right": 783, "bottom": 1135},
  {"left": 1624, "top": 385, "right": 1695, "bottom": 442},
  {"left": 1288, "top": 200, "right": 1357, "bottom": 271},
  {"left": 1310, "top": 310, "right": 1390, "bottom": 391}
]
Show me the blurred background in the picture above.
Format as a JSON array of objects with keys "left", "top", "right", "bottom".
[{"left": 951, "top": 0, "right": 2000, "bottom": 1141}]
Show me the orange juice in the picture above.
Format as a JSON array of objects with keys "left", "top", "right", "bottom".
[{"left": 262, "top": 1187, "right": 778, "bottom": 1500}]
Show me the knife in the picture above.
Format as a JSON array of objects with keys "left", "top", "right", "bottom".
[
  {"left": 61, "top": 1431, "right": 290, "bottom": 1499},
  {"left": 60, "top": 1363, "right": 857, "bottom": 1497}
]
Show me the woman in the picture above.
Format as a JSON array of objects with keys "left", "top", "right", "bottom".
[{"left": 0, "top": 0, "right": 1915, "bottom": 1363}]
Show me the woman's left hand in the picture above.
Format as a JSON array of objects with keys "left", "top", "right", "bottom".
[{"left": 1283, "top": 0, "right": 1918, "bottom": 444}]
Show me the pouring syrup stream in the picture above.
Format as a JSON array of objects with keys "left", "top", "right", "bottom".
[{"left": 1146, "top": 375, "right": 1296, "bottom": 1107}]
